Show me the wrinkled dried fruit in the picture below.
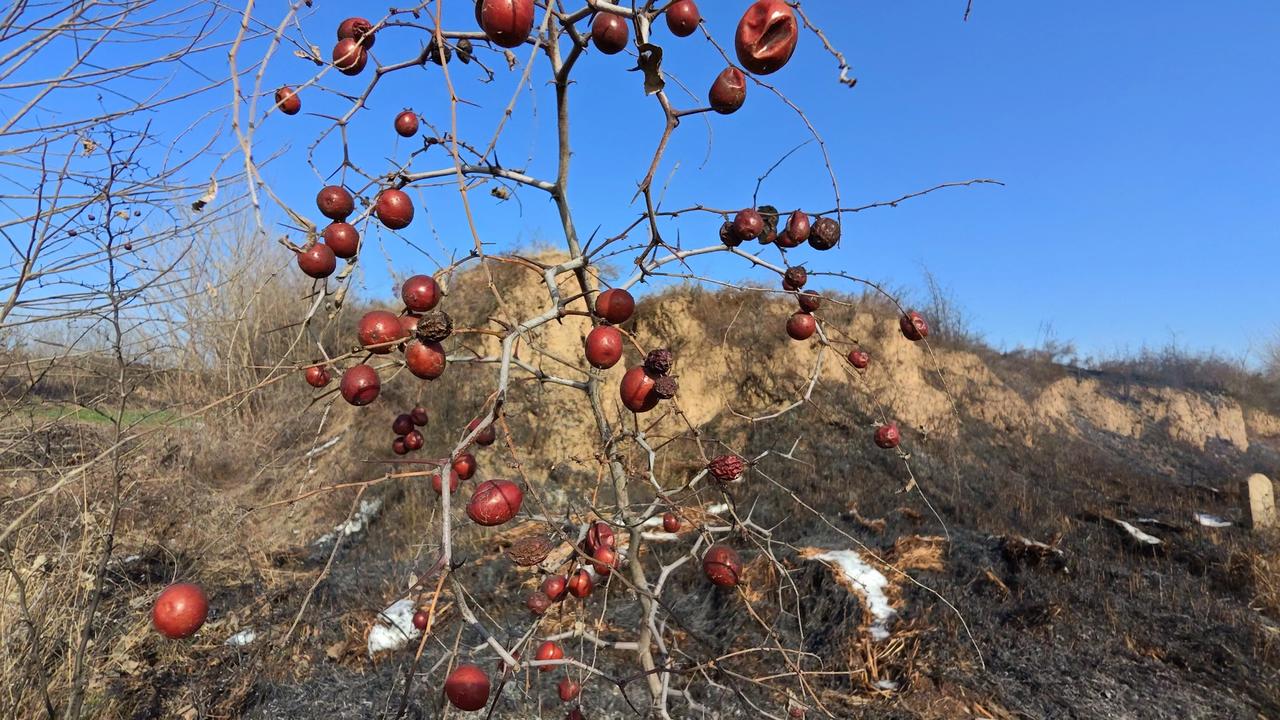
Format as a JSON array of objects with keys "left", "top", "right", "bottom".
[
  {"left": 375, "top": 189, "right": 414, "bottom": 229},
  {"left": 467, "top": 479, "right": 524, "bottom": 526},
  {"left": 337, "top": 17, "right": 375, "bottom": 49},
  {"left": 720, "top": 220, "right": 741, "bottom": 247},
  {"left": 322, "top": 222, "right": 359, "bottom": 258},
  {"left": 405, "top": 340, "right": 446, "bottom": 380},
  {"left": 340, "top": 364, "right": 380, "bottom": 405},
  {"left": 444, "top": 664, "right": 491, "bottom": 712},
  {"left": 585, "top": 326, "right": 624, "bottom": 370},
  {"left": 783, "top": 266, "right": 807, "bottom": 290},
  {"left": 703, "top": 543, "right": 742, "bottom": 587},
  {"left": 875, "top": 423, "right": 901, "bottom": 449},
  {"left": 786, "top": 311, "right": 816, "bottom": 340},
  {"left": 734, "top": 0, "right": 798, "bottom": 75},
  {"left": 899, "top": 311, "right": 929, "bottom": 341},
  {"left": 591, "top": 12, "right": 629, "bottom": 55},
  {"left": 652, "top": 375, "right": 678, "bottom": 399},
  {"left": 526, "top": 591, "right": 552, "bottom": 616},
  {"left": 708, "top": 454, "right": 746, "bottom": 483},
  {"left": 594, "top": 288, "right": 635, "bottom": 324},
  {"left": 709, "top": 66, "right": 747, "bottom": 114},
  {"left": 508, "top": 535, "right": 555, "bottom": 566},
  {"left": 847, "top": 349, "right": 869, "bottom": 370},
  {"left": 415, "top": 310, "right": 453, "bottom": 343},
  {"left": 644, "top": 348, "right": 673, "bottom": 375},
  {"left": 808, "top": 216, "right": 840, "bottom": 250},
  {"left": 775, "top": 229, "right": 802, "bottom": 249}
]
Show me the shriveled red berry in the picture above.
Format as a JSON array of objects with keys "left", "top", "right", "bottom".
[
  {"left": 809, "top": 217, "right": 840, "bottom": 250},
  {"left": 404, "top": 430, "right": 424, "bottom": 451},
  {"left": 899, "top": 311, "right": 929, "bottom": 341},
  {"left": 847, "top": 349, "right": 870, "bottom": 370},
  {"left": 337, "top": 17, "right": 376, "bottom": 49},
  {"left": 708, "top": 454, "right": 746, "bottom": 484},
  {"left": 567, "top": 569, "right": 593, "bottom": 598},
  {"left": 558, "top": 677, "right": 582, "bottom": 702},
  {"left": 412, "top": 609, "right": 429, "bottom": 630},
  {"left": 332, "top": 38, "right": 367, "bottom": 75},
  {"left": 411, "top": 406, "right": 430, "bottom": 426},
  {"left": 594, "top": 288, "right": 635, "bottom": 324},
  {"left": 526, "top": 591, "right": 553, "bottom": 616},
  {"left": 585, "top": 521, "right": 615, "bottom": 555},
  {"left": 786, "top": 211, "right": 811, "bottom": 242},
  {"left": 734, "top": 0, "right": 798, "bottom": 75},
  {"left": 591, "top": 546, "right": 617, "bottom": 576},
  {"left": 782, "top": 266, "right": 807, "bottom": 290},
  {"left": 708, "top": 66, "right": 747, "bottom": 115},
  {"left": 392, "top": 437, "right": 408, "bottom": 455},
  {"left": 431, "top": 469, "right": 461, "bottom": 495}
]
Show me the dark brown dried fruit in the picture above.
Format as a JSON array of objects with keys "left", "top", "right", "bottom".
[
  {"left": 644, "top": 348, "right": 673, "bottom": 375},
  {"left": 506, "top": 535, "right": 555, "bottom": 567},
  {"left": 783, "top": 266, "right": 807, "bottom": 290},
  {"left": 426, "top": 35, "right": 452, "bottom": 65},
  {"left": 653, "top": 376, "right": 678, "bottom": 399},
  {"left": 526, "top": 591, "right": 552, "bottom": 615},
  {"left": 708, "top": 454, "right": 746, "bottom": 483},
  {"left": 809, "top": 217, "right": 840, "bottom": 250},
  {"left": 719, "top": 220, "right": 741, "bottom": 247},
  {"left": 416, "top": 310, "right": 454, "bottom": 343}
]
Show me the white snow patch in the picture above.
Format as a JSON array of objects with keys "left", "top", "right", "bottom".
[
  {"left": 1115, "top": 519, "right": 1162, "bottom": 546},
  {"left": 1195, "top": 513, "right": 1232, "bottom": 528},
  {"left": 225, "top": 629, "right": 257, "bottom": 647},
  {"left": 304, "top": 434, "right": 343, "bottom": 458},
  {"left": 314, "top": 497, "right": 383, "bottom": 547},
  {"left": 811, "top": 550, "right": 896, "bottom": 640},
  {"left": 367, "top": 598, "right": 420, "bottom": 655},
  {"left": 874, "top": 679, "right": 899, "bottom": 691},
  {"left": 705, "top": 503, "right": 729, "bottom": 516}
]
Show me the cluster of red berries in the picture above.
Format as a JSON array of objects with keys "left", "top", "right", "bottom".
[{"left": 389, "top": 407, "right": 428, "bottom": 455}]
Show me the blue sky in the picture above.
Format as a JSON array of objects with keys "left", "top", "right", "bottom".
[{"left": 14, "top": 3, "right": 1278, "bottom": 363}]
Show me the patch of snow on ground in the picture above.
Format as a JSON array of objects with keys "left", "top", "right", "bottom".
[
  {"left": 304, "top": 434, "right": 343, "bottom": 458},
  {"left": 705, "top": 503, "right": 729, "bottom": 516},
  {"left": 875, "top": 679, "right": 899, "bottom": 691},
  {"left": 225, "top": 629, "right": 257, "bottom": 646},
  {"left": 1195, "top": 513, "right": 1232, "bottom": 528},
  {"left": 1115, "top": 520, "right": 1162, "bottom": 545},
  {"left": 812, "top": 550, "right": 896, "bottom": 640},
  {"left": 367, "top": 598, "right": 419, "bottom": 655},
  {"left": 314, "top": 497, "right": 384, "bottom": 547}
]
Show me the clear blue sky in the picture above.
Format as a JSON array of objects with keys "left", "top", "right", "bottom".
[{"left": 22, "top": 3, "right": 1277, "bottom": 363}]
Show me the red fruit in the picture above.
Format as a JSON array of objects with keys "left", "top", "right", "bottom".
[
  {"left": 775, "top": 229, "right": 802, "bottom": 249},
  {"left": 847, "top": 349, "right": 870, "bottom": 370},
  {"left": 790, "top": 707, "right": 806, "bottom": 719},
  {"left": 619, "top": 366, "right": 658, "bottom": 413},
  {"left": 297, "top": 243, "right": 337, "bottom": 278},
  {"left": 558, "top": 677, "right": 582, "bottom": 702},
  {"left": 874, "top": 424, "right": 901, "bottom": 449},
  {"left": 567, "top": 709, "right": 586, "bottom": 720},
  {"left": 411, "top": 406, "right": 430, "bottom": 426},
  {"left": 444, "top": 664, "right": 491, "bottom": 712},
  {"left": 709, "top": 67, "right": 747, "bottom": 114},
  {"left": 316, "top": 185, "right": 354, "bottom": 221},
  {"left": 783, "top": 266, "right": 807, "bottom": 290},
  {"left": 585, "top": 521, "right": 615, "bottom": 554},
  {"left": 567, "top": 569, "right": 593, "bottom": 598},
  {"left": 405, "top": 340, "right": 447, "bottom": 380},
  {"left": 404, "top": 430, "right": 424, "bottom": 451},
  {"left": 732, "top": 208, "right": 764, "bottom": 241},
  {"left": 274, "top": 86, "right": 301, "bottom": 115},
  {"left": 591, "top": 546, "right": 617, "bottom": 576},
  {"left": 151, "top": 583, "right": 209, "bottom": 639},
  {"left": 332, "top": 38, "right": 367, "bottom": 75},
  {"left": 393, "top": 413, "right": 415, "bottom": 436},
  {"left": 322, "top": 222, "right": 359, "bottom": 258},
  {"left": 786, "top": 312, "right": 816, "bottom": 340},
  {"left": 665, "top": 0, "right": 700, "bottom": 37},
  {"left": 535, "top": 641, "right": 564, "bottom": 672},
  {"left": 477, "top": 0, "right": 535, "bottom": 48},
  {"left": 708, "top": 454, "right": 746, "bottom": 483},
  {"left": 786, "top": 211, "right": 811, "bottom": 241},
  {"left": 734, "top": 0, "right": 798, "bottom": 75},
  {"left": 394, "top": 110, "right": 419, "bottom": 137},
  {"left": 375, "top": 189, "right": 414, "bottom": 229},
  {"left": 340, "top": 364, "right": 381, "bottom": 406},
  {"left": 337, "top": 17, "right": 376, "bottom": 49},
  {"left": 593, "top": 288, "right": 635, "bottom": 324},
  {"left": 401, "top": 274, "right": 440, "bottom": 312},
  {"left": 432, "top": 469, "right": 461, "bottom": 495},
  {"left": 527, "top": 591, "right": 553, "bottom": 616},
  {"left": 542, "top": 575, "right": 568, "bottom": 602},
  {"left": 399, "top": 313, "right": 420, "bottom": 338},
  {"left": 809, "top": 216, "right": 841, "bottom": 250},
  {"left": 466, "top": 479, "right": 524, "bottom": 526},
  {"left": 702, "top": 544, "right": 742, "bottom": 587},
  {"left": 662, "top": 512, "right": 680, "bottom": 533},
  {"left": 359, "top": 310, "right": 404, "bottom": 354},
  {"left": 899, "top": 311, "right": 929, "bottom": 341},
  {"left": 393, "top": 437, "right": 408, "bottom": 455},
  {"left": 452, "top": 452, "right": 477, "bottom": 480},
  {"left": 412, "top": 609, "right": 429, "bottom": 630},
  {"left": 591, "top": 12, "right": 629, "bottom": 55},
  {"left": 467, "top": 418, "right": 497, "bottom": 446},
  {"left": 797, "top": 290, "right": 821, "bottom": 313},
  {"left": 305, "top": 364, "right": 331, "bottom": 388},
  {"left": 585, "top": 326, "right": 624, "bottom": 370}
]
